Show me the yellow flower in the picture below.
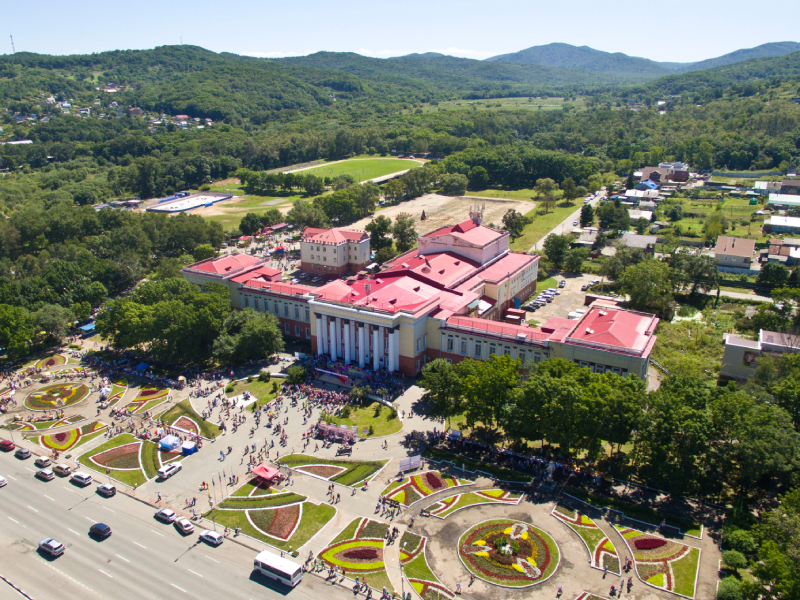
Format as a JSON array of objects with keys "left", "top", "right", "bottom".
[
  {"left": 475, "top": 540, "right": 486, "bottom": 546},
  {"left": 475, "top": 551, "right": 489, "bottom": 558},
  {"left": 512, "top": 563, "right": 524, "bottom": 573},
  {"left": 527, "top": 557, "right": 538, "bottom": 568},
  {"left": 503, "top": 527, "right": 513, "bottom": 535},
  {"left": 520, "top": 532, "right": 529, "bottom": 540}
]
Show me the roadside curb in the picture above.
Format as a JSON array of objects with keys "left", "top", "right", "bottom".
[{"left": 0, "top": 574, "right": 35, "bottom": 600}]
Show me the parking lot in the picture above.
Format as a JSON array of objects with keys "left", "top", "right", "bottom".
[{"left": 523, "top": 273, "right": 602, "bottom": 324}]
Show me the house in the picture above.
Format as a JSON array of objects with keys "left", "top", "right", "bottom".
[
  {"left": 300, "top": 226, "right": 371, "bottom": 277},
  {"left": 765, "top": 237, "right": 800, "bottom": 266},
  {"left": 624, "top": 189, "right": 660, "bottom": 201},
  {"left": 129, "top": 107, "right": 143, "bottom": 116},
  {"left": 781, "top": 178, "right": 800, "bottom": 195},
  {"left": 639, "top": 164, "right": 689, "bottom": 184},
  {"left": 714, "top": 236, "right": 757, "bottom": 274},
  {"left": 174, "top": 114, "right": 189, "bottom": 123},
  {"left": 573, "top": 230, "right": 599, "bottom": 248},
  {"left": 767, "top": 194, "right": 800, "bottom": 210},
  {"left": 636, "top": 180, "right": 659, "bottom": 192},
  {"left": 764, "top": 216, "right": 800, "bottom": 234},
  {"left": 650, "top": 220, "right": 671, "bottom": 233},
  {"left": 618, "top": 234, "right": 657, "bottom": 254},
  {"left": 628, "top": 209, "right": 653, "bottom": 222},
  {"left": 79, "top": 108, "right": 91, "bottom": 116},
  {"left": 755, "top": 181, "right": 782, "bottom": 195},
  {"left": 639, "top": 201, "right": 657, "bottom": 211},
  {"left": 721, "top": 330, "right": 800, "bottom": 380}
]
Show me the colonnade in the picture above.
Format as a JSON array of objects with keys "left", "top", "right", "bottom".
[{"left": 315, "top": 314, "right": 400, "bottom": 372}]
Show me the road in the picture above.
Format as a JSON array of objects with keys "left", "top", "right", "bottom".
[
  {"left": 529, "top": 192, "right": 605, "bottom": 252},
  {"left": 0, "top": 450, "right": 351, "bottom": 600}
]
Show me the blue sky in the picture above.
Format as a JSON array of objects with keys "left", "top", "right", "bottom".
[{"left": 4, "top": 0, "right": 798, "bottom": 62}]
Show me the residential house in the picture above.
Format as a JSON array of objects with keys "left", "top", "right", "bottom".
[
  {"left": 618, "top": 234, "right": 657, "bottom": 254},
  {"left": 129, "top": 107, "right": 143, "bottom": 116},
  {"left": 782, "top": 178, "right": 800, "bottom": 195},
  {"left": 768, "top": 194, "right": 800, "bottom": 210},
  {"left": 764, "top": 216, "right": 800, "bottom": 235},
  {"left": 721, "top": 330, "right": 800, "bottom": 380},
  {"left": 714, "top": 236, "right": 757, "bottom": 274},
  {"left": 754, "top": 181, "right": 782, "bottom": 195}
]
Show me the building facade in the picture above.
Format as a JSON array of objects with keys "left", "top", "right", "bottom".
[{"left": 299, "top": 227, "right": 370, "bottom": 277}]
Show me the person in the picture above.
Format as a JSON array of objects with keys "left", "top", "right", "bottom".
[
  {"left": 456, "top": 582, "right": 462, "bottom": 594},
  {"left": 557, "top": 585, "right": 563, "bottom": 596}
]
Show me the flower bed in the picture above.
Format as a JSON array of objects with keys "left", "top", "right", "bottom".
[
  {"left": 90, "top": 442, "right": 142, "bottom": 469},
  {"left": 400, "top": 532, "right": 454, "bottom": 600},
  {"left": 319, "top": 518, "right": 394, "bottom": 594},
  {"left": 38, "top": 421, "right": 108, "bottom": 452},
  {"left": 103, "top": 380, "right": 128, "bottom": 408},
  {"left": 294, "top": 464, "right": 347, "bottom": 479},
  {"left": 248, "top": 504, "right": 302, "bottom": 541},
  {"left": 458, "top": 520, "right": 560, "bottom": 587},
  {"left": 35, "top": 354, "right": 67, "bottom": 369},
  {"left": 24, "top": 383, "right": 90, "bottom": 411},
  {"left": 382, "top": 470, "right": 472, "bottom": 507},
  {"left": 278, "top": 453, "right": 388, "bottom": 487},
  {"left": 551, "top": 504, "right": 620, "bottom": 574},
  {"left": 428, "top": 489, "right": 522, "bottom": 519},
  {"left": 173, "top": 416, "right": 200, "bottom": 436},
  {"left": 615, "top": 526, "right": 701, "bottom": 598},
  {"left": 77, "top": 434, "right": 148, "bottom": 487},
  {"left": 232, "top": 478, "right": 278, "bottom": 497},
  {"left": 158, "top": 399, "right": 221, "bottom": 439}
]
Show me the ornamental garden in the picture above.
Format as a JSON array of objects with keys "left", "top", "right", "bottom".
[
  {"left": 278, "top": 453, "right": 388, "bottom": 488},
  {"left": 24, "top": 383, "right": 90, "bottom": 411},
  {"left": 319, "top": 518, "right": 395, "bottom": 594},
  {"left": 158, "top": 399, "right": 221, "bottom": 439},
  {"left": 35, "top": 421, "right": 108, "bottom": 453},
  {"left": 380, "top": 470, "right": 472, "bottom": 506},
  {"left": 76, "top": 433, "right": 184, "bottom": 487}
]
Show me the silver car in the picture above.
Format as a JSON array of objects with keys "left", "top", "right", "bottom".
[{"left": 38, "top": 538, "right": 65, "bottom": 557}]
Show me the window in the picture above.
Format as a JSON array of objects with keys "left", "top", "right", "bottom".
[
  {"left": 423, "top": 334, "right": 427, "bottom": 349},
  {"left": 534, "top": 353, "right": 542, "bottom": 363},
  {"left": 244, "top": 296, "right": 249, "bottom": 308},
  {"left": 446, "top": 336, "right": 454, "bottom": 352},
  {"left": 579, "top": 361, "right": 589, "bottom": 368},
  {"left": 253, "top": 298, "right": 259, "bottom": 311},
  {"left": 489, "top": 344, "right": 496, "bottom": 356},
  {"left": 305, "top": 328, "right": 311, "bottom": 338},
  {"left": 460, "top": 340, "right": 468, "bottom": 356},
  {"left": 474, "top": 342, "right": 482, "bottom": 358},
  {"left": 323, "top": 257, "right": 326, "bottom": 262},
  {"left": 304, "top": 309, "right": 310, "bottom": 322},
  {"left": 295, "top": 325, "right": 301, "bottom": 336},
  {"left": 724, "top": 256, "right": 728, "bottom": 262},
  {"left": 416, "top": 338, "right": 421, "bottom": 353},
  {"left": 284, "top": 323, "right": 289, "bottom": 333},
  {"left": 595, "top": 365, "right": 605, "bottom": 374},
  {"left": 517, "top": 349, "right": 524, "bottom": 362},
  {"left": 294, "top": 306, "right": 300, "bottom": 319},
  {"left": 445, "top": 358, "right": 452, "bottom": 364},
  {"left": 283, "top": 304, "right": 289, "bottom": 316}
]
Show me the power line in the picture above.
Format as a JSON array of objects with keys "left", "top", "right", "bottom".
[{"left": 10, "top": 35, "right": 15, "bottom": 53}]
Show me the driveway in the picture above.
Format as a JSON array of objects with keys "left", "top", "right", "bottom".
[
  {"left": 523, "top": 273, "right": 600, "bottom": 323},
  {"left": 529, "top": 192, "right": 605, "bottom": 252}
]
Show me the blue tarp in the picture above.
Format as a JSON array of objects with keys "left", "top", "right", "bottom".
[
  {"left": 160, "top": 435, "right": 181, "bottom": 451},
  {"left": 135, "top": 362, "right": 150, "bottom": 371},
  {"left": 79, "top": 323, "right": 96, "bottom": 332}
]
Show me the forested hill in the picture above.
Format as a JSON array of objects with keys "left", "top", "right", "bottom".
[{"left": 670, "top": 41, "right": 800, "bottom": 73}]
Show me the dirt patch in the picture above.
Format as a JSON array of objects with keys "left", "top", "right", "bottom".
[{"left": 349, "top": 194, "right": 532, "bottom": 237}]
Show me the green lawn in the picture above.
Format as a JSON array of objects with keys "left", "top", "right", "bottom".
[
  {"left": 77, "top": 433, "right": 147, "bottom": 487},
  {"left": 158, "top": 399, "right": 222, "bottom": 439},
  {"left": 211, "top": 501, "right": 336, "bottom": 552},
  {"left": 298, "top": 158, "right": 419, "bottom": 182},
  {"left": 225, "top": 379, "right": 281, "bottom": 411},
  {"left": 278, "top": 454, "right": 388, "bottom": 487},
  {"left": 416, "top": 96, "right": 587, "bottom": 114},
  {"left": 217, "top": 492, "right": 306, "bottom": 510},
  {"left": 510, "top": 202, "right": 581, "bottom": 251},
  {"left": 422, "top": 447, "right": 531, "bottom": 483},
  {"left": 673, "top": 547, "right": 701, "bottom": 598},
  {"left": 536, "top": 276, "right": 558, "bottom": 292},
  {"left": 320, "top": 402, "right": 402, "bottom": 437},
  {"left": 140, "top": 440, "right": 161, "bottom": 480},
  {"left": 231, "top": 477, "right": 278, "bottom": 497}
]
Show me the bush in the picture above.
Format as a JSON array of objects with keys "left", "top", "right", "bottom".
[
  {"left": 199, "top": 183, "right": 211, "bottom": 191},
  {"left": 286, "top": 365, "right": 307, "bottom": 385},
  {"left": 247, "top": 375, "right": 254, "bottom": 383},
  {"left": 368, "top": 425, "right": 374, "bottom": 436},
  {"left": 716, "top": 578, "right": 743, "bottom": 600},
  {"left": 258, "top": 371, "right": 270, "bottom": 382},
  {"left": 722, "top": 550, "right": 748, "bottom": 571},
  {"left": 271, "top": 382, "right": 278, "bottom": 393},
  {"left": 388, "top": 407, "right": 398, "bottom": 420},
  {"left": 225, "top": 383, "right": 234, "bottom": 393},
  {"left": 725, "top": 529, "right": 758, "bottom": 555},
  {"left": 341, "top": 406, "right": 352, "bottom": 418}
]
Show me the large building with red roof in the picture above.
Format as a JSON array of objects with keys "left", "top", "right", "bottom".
[
  {"left": 181, "top": 210, "right": 658, "bottom": 378},
  {"left": 299, "top": 226, "right": 370, "bottom": 277}
]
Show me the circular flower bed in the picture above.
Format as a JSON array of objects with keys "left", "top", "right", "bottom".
[
  {"left": 25, "top": 383, "right": 90, "bottom": 411},
  {"left": 458, "top": 520, "right": 560, "bottom": 587},
  {"left": 35, "top": 354, "right": 66, "bottom": 369}
]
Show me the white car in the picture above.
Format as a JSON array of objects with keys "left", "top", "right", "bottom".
[
  {"left": 155, "top": 508, "right": 177, "bottom": 523},
  {"left": 70, "top": 471, "right": 93, "bottom": 486},
  {"left": 157, "top": 462, "right": 182, "bottom": 480},
  {"left": 0, "top": 475, "right": 7, "bottom": 487},
  {"left": 97, "top": 483, "right": 116, "bottom": 497},
  {"left": 199, "top": 530, "right": 223, "bottom": 546},
  {"left": 38, "top": 538, "right": 65, "bottom": 557},
  {"left": 175, "top": 517, "right": 195, "bottom": 535}
]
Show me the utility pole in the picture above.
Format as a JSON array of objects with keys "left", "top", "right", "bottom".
[{"left": 10, "top": 35, "right": 15, "bottom": 53}]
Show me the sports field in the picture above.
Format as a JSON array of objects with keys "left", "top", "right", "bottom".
[{"left": 289, "top": 158, "right": 422, "bottom": 182}]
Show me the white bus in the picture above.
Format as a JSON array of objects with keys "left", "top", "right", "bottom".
[{"left": 253, "top": 550, "right": 303, "bottom": 587}]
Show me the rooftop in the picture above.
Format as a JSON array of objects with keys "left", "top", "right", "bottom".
[
  {"left": 472, "top": 252, "right": 538, "bottom": 284},
  {"left": 183, "top": 254, "right": 263, "bottom": 277},
  {"left": 240, "top": 280, "right": 313, "bottom": 298},
  {"left": 425, "top": 219, "right": 506, "bottom": 247},
  {"left": 383, "top": 251, "right": 480, "bottom": 288},
  {"left": 230, "top": 265, "right": 283, "bottom": 285},
  {"left": 766, "top": 216, "right": 800, "bottom": 227},
  {"left": 619, "top": 233, "right": 657, "bottom": 249},
  {"left": 302, "top": 227, "right": 368, "bottom": 245},
  {"left": 563, "top": 307, "right": 659, "bottom": 356},
  {"left": 714, "top": 236, "right": 756, "bottom": 258},
  {"left": 443, "top": 315, "right": 550, "bottom": 344}
]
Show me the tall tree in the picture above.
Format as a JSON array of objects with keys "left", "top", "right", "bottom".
[
  {"left": 392, "top": 213, "right": 417, "bottom": 253},
  {"left": 419, "top": 359, "right": 465, "bottom": 429}
]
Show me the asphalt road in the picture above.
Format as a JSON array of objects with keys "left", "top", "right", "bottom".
[{"left": 0, "top": 450, "right": 350, "bottom": 600}]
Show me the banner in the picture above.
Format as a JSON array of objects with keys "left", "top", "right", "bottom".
[{"left": 399, "top": 455, "right": 422, "bottom": 472}]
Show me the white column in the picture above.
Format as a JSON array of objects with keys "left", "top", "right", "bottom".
[
  {"left": 335, "top": 318, "right": 342, "bottom": 361},
  {"left": 372, "top": 327, "right": 380, "bottom": 371},
  {"left": 393, "top": 328, "right": 400, "bottom": 372},
  {"left": 329, "top": 320, "right": 338, "bottom": 361},
  {"left": 378, "top": 326, "right": 385, "bottom": 369},
  {"left": 387, "top": 329, "right": 395, "bottom": 372},
  {"left": 358, "top": 324, "right": 366, "bottom": 368},
  {"left": 343, "top": 320, "right": 351, "bottom": 364},
  {"left": 350, "top": 322, "right": 357, "bottom": 364},
  {"left": 320, "top": 315, "right": 328, "bottom": 356},
  {"left": 315, "top": 315, "right": 323, "bottom": 356}
]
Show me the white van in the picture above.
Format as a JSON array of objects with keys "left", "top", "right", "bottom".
[{"left": 253, "top": 550, "right": 303, "bottom": 587}]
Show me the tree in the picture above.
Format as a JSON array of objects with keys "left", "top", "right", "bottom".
[
  {"left": 468, "top": 166, "right": 489, "bottom": 190},
  {"left": 383, "top": 179, "right": 406, "bottom": 203},
  {"left": 0, "top": 304, "right": 33, "bottom": 359},
  {"left": 239, "top": 212, "right": 262, "bottom": 236},
  {"left": 213, "top": 308, "right": 284, "bottom": 365},
  {"left": 192, "top": 244, "right": 217, "bottom": 262},
  {"left": 260, "top": 208, "right": 283, "bottom": 227},
  {"left": 286, "top": 365, "right": 307, "bottom": 385},
  {"left": 460, "top": 354, "right": 520, "bottom": 433},
  {"left": 365, "top": 215, "right": 393, "bottom": 251},
  {"left": 561, "top": 177, "right": 578, "bottom": 202},
  {"left": 580, "top": 203, "right": 594, "bottom": 227},
  {"left": 543, "top": 234, "right": 571, "bottom": 268},
  {"left": 303, "top": 175, "right": 325, "bottom": 196},
  {"left": 565, "top": 248, "right": 589, "bottom": 273},
  {"left": 757, "top": 263, "right": 790, "bottom": 287},
  {"left": 374, "top": 246, "right": 398, "bottom": 264},
  {"left": 722, "top": 550, "right": 748, "bottom": 572},
  {"left": 440, "top": 173, "right": 469, "bottom": 196},
  {"left": 597, "top": 200, "right": 631, "bottom": 231},
  {"left": 748, "top": 488, "right": 800, "bottom": 600},
  {"left": 287, "top": 200, "right": 329, "bottom": 230},
  {"left": 392, "top": 213, "right": 417, "bottom": 253},
  {"left": 419, "top": 359, "right": 465, "bottom": 429},
  {"left": 502, "top": 209, "right": 530, "bottom": 240},
  {"left": 620, "top": 259, "right": 673, "bottom": 313}
]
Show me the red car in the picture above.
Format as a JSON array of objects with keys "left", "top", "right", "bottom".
[{"left": 0, "top": 439, "right": 15, "bottom": 451}]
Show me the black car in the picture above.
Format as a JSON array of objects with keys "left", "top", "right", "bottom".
[
  {"left": 14, "top": 448, "right": 31, "bottom": 459},
  {"left": 89, "top": 523, "right": 112, "bottom": 540}
]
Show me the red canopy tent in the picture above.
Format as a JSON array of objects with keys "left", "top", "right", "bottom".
[{"left": 252, "top": 463, "right": 284, "bottom": 483}]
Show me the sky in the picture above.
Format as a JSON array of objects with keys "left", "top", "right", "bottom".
[{"left": 4, "top": 0, "right": 798, "bottom": 63}]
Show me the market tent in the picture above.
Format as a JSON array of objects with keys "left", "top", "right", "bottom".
[
  {"left": 135, "top": 362, "right": 150, "bottom": 371},
  {"left": 159, "top": 435, "right": 181, "bottom": 451},
  {"left": 251, "top": 463, "right": 283, "bottom": 482},
  {"left": 181, "top": 441, "right": 197, "bottom": 455},
  {"left": 79, "top": 323, "right": 96, "bottom": 333}
]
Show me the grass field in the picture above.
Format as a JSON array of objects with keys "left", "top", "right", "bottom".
[
  {"left": 320, "top": 401, "right": 402, "bottom": 437},
  {"left": 77, "top": 433, "right": 147, "bottom": 487},
  {"left": 278, "top": 454, "right": 388, "bottom": 487},
  {"left": 296, "top": 158, "right": 420, "bottom": 181},
  {"left": 660, "top": 196, "right": 766, "bottom": 242},
  {"left": 225, "top": 379, "right": 281, "bottom": 411},
  {"left": 158, "top": 399, "right": 222, "bottom": 439},
  {"left": 536, "top": 276, "right": 558, "bottom": 292},
  {"left": 510, "top": 203, "right": 581, "bottom": 251},
  {"left": 416, "top": 96, "right": 587, "bottom": 114}
]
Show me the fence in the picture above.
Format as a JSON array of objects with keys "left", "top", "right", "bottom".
[{"left": 711, "top": 171, "right": 782, "bottom": 178}]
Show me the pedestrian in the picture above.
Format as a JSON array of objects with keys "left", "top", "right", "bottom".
[
  {"left": 157, "top": 491, "right": 162, "bottom": 502},
  {"left": 456, "top": 582, "right": 462, "bottom": 595}
]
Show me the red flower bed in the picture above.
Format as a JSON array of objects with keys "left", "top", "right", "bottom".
[
  {"left": 173, "top": 416, "right": 199, "bottom": 435},
  {"left": 426, "top": 472, "right": 444, "bottom": 489},
  {"left": 634, "top": 538, "right": 667, "bottom": 550},
  {"left": 344, "top": 547, "right": 381, "bottom": 560},
  {"left": 91, "top": 442, "right": 141, "bottom": 467},
  {"left": 267, "top": 505, "right": 301, "bottom": 540}
]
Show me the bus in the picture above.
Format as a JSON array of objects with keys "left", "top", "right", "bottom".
[{"left": 253, "top": 550, "right": 303, "bottom": 587}]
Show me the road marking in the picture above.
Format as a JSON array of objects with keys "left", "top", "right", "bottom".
[
  {"left": 150, "top": 529, "right": 164, "bottom": 537},
  {"left": 62, "top": 486, "right": 74, "bottom": 493},
  {"left": 25, "top": 467, "right": 35, "bottom": 473},
  {"left": 44, "top": 495, "right": 54, "bottom": 501},
  {"left": 6, "top": 475, "right": 16, "bottom": 480},
  {"left": 115, "top": 554, "right": 129, "bottom": 562},
  {"left": 103, "top": 506, "right": 115, "bottom": 513},
  {"left": 68, "top": 528, "right": 80, "bottom": 536},
  {"left": 133, "top": 541, "right": 146, "bottom": 549},
  {"left": 205, "top": 555, "right": 220, "bottom": 563},
  {"left": 171, "top": 584, "right": 187, "bottom": 593},
  {"left": 85, "top": 517, "right": 94, "bottom": 522},
  {"left": 187, "top": 569, "right": 203, "bottom": 578},
  {"left": 98, "top": 569, "right": 113, "bottom": 578},
  {"left": 8, "top": 517, "right": 19, "bottom": 524},
  {"left": 27, "top": 505, "right": 38, "bottom": 513},
  {"left": 40, "top": 560, "right": 102, "bottom": 597}
]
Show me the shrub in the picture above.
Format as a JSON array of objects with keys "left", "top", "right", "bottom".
[
  {"left": 511, "top": 540, "right": 520, "bottom": 554},
  {"left": 725, "top": 529, "right": 758, "bottom": 555},
  {"left": 247, "top": 375, "right": 254, "bottom": 383},
  {"left": 388, "top": 407, "right": 398, "bottom": 420},
  {"left": 225, "top": 384, "right": 234, "bottom": 393},
  {"left": 341, "top": 406, "right": 352, "bottom": 419},
  {"left": 258, "top": 371, "right": 271, "bottom": 382},
  {"left": 368, "top": 425, "right": 374, "bottom": 436},
  {"left": 716, "top": 578, "right": 743, "bottom": 600},
  {"left": 271, "top": 382, "right": 279, "bottom": 393},
  {"left": 722, "top": 550, "right": 748, "bottom": 571},
  {"left": 286, "top": 365, "right": 307, "bottom": 385},
  {"left": 373, "top": 404, "right": 382, "bottom": 418}
]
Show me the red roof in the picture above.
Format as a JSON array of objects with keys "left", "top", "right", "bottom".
[
  {"left": 383, "top": 251, "right": 479, "bottom": 287},
  {"left": 444, "top": 315, "right": 550, "bottom": 343},
  {"left": 565, "top": 307, "right": 659, "bottom": 354},
  {"left": 231, "top": 265, "right": 283, "bottom": 285},
  {"left": 425, "top": 219, "right": 505, "bottom": 246},
  {"left": 185, "top": 254, "right": 262, "bottom": 276},
  {"left": 475, "top": 252, "right": 538, "bottom": 284},
  {"left": 302, "top": 226, "right": 367, "bottom": 244},
  {"left": 241, "top": 281, "right": 312, "bottom": 297}
]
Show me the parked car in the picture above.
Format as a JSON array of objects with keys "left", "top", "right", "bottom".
[
  {"left": 70, "top": 472, "right": 92, "bottom": 486},
  {"left": 155, "top": 508, "right": 177, "bottom": 523},
  {"left": 311, "top": 276, "right": 321, "bottom": 283},
  {"left": 581, "top": 284, "right": 589, "bottom": 291},
  {"left": 0, "top": 440, "right": 15, "bottom": 452},
  {"left": 38, "top": 538, "right": 65, "bottom": 557},
  {"left": 97, "top": 483, "right": 116, "bottom": 497},
  {"left": 34, "top": 456, "right": 51, "bottom": 468},
  {"left": 14, "top": 448, "right": 31, "bottom": 459},
  {"left": 558, "top": 280, "right": 566, "bottom": 288},
  {"left": 89, "top": 523, "right": 112, "bottom": 540},
  {"left": 174, "top": 517, "right": 194, "bottom": 535},
  {"left": 573, "top": 220, "right": 578, "bottom": 226},
  {"left": 199, "top": 529, "right": 223, "bottom": 547},
  {"left": 36, "top": 468, "right": 55, "bottom": 481},
  {"left": 157, "top": 462, "right": 182, "bottom": 480},
  {"left": 53, "top": 464, "right": 71, "bottom": 477},
  {"left": 0, "top": 475, "right": 7, "bottom": 487}
]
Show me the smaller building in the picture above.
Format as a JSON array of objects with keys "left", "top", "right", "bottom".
[
  {"left": 721, "top": 330, "right": 800, "bottom": 380},
  {"left": 181, "top": 254, "right": 268, "bottom": 308},
  {"left": 781, "top": 178, "right": 800, "bottom": 195},
  {"left": 764, "top": 215, "right": 800, "bottom": 235},
  {"left": 755, "top": 181, "right": 782, "bottom": 195},
  {"left": 714, "top": 236, "right": 756, "bottom": 273},
  {"left": 639, "top": 165, "right": 689, "bottom": 184},
  {"left": 300, "top": 227, "right": 370, "bottom": 277},
  {"left": 618, "top": 234, "right": 657, "bottom": 254}
]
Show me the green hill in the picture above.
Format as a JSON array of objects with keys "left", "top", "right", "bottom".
[{"left": 672, "top": 41, "right": 800, "bottom": 73}]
